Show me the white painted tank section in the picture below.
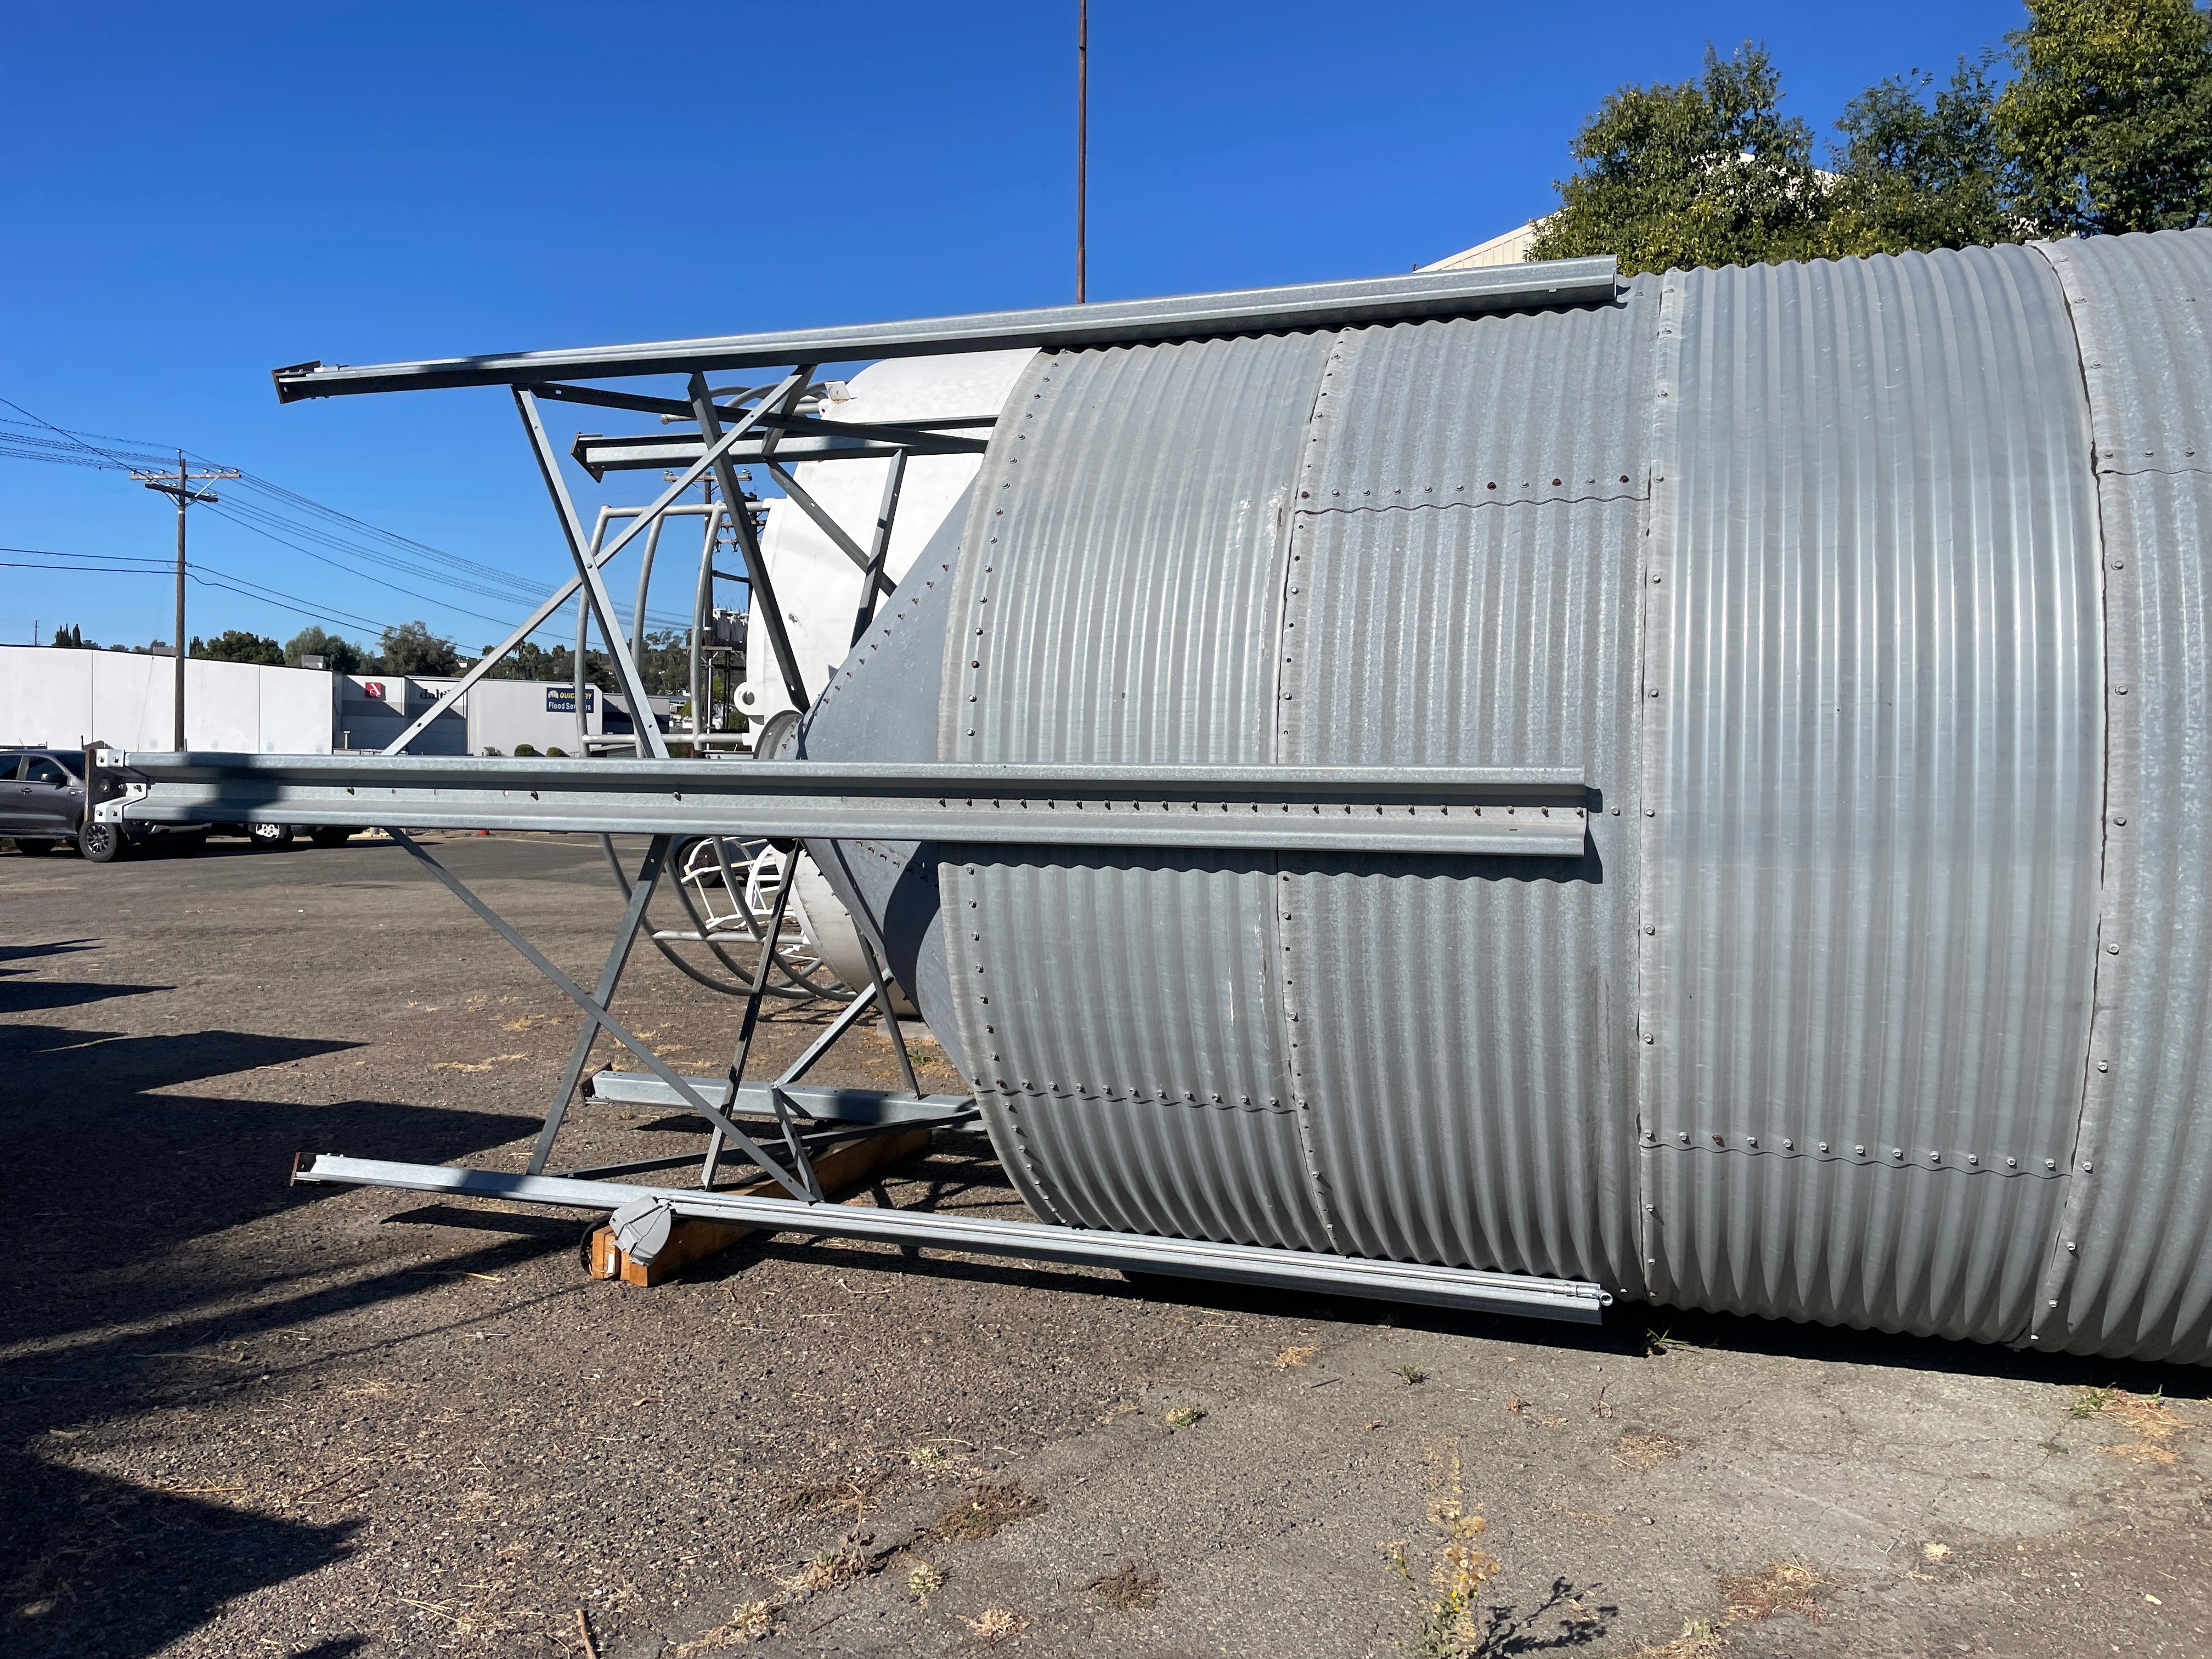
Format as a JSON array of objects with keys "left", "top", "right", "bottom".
[
  {"left": 737, "top": 349, "right": 1034, "bottom": 721},
  {"left": 0, "top": 645, "right": 335, "bottom": 753}
]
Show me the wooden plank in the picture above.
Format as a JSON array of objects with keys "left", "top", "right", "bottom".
[{"left": 587, "top": 1127, "right": 934, "bottom": 1286}]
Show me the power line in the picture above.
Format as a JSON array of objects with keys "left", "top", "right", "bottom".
[{"left": 0, "top": 403, "right": 696, "bottom": 640}]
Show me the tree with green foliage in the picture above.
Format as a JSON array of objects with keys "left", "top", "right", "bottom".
[
  {"left": 376, "top": 619, "right": 460, "bottom": 678},
  {"left": 1827, "top": 59, "right": 2015, "bottom": 253},
  {"left": 199, "top": 628, "right": 286, "bottom": 665},
  {"left": 1528, "top": 44, "right": 1831, "bottom": 273},
  {"left": 284, "top": 625, "right": 364, "bottom": 674},
  {"left": 1529, "top": 3, "right": 2212, "bottom": 274},
  {"left": 1997, "top": 0, "right": 2212, "bottom": 235},
  {"left": 50, "top": 623, "right": 95, "bottom": 649}
]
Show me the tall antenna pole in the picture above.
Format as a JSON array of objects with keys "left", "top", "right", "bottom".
[
  {"left": 171, "top": 451, "right": 188, "bottom": 749},
  {"left": 1076, "top": 0, "right": 1087, "bottom": 304},
  {"left": 131, "top": 453, "right": 239, "bottom": 751}
]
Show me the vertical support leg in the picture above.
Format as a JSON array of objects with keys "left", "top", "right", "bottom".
[
  {"left": 693, "top": 371, "right": 811, "bottom": 714},
  {"left": 859, "top": 930, "right": 923, "bottom": 1099},
  {"left": 514, "top": 388, "right": 672, "bottom": 760},
  {"left": 527, "top": 836, "right": 673, "bottom": 1175},
  {"left": 702, "top": 844, "right": 801, "bottom": 1188}
]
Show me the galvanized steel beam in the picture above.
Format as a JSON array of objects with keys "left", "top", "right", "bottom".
[
  {"left": 580, "top": 1075, "right": 975, "bottom": 1128},
  {"left": 269, "top": 258, "right": 1621, "bottom": 401},
  {"left": 98, "top": 753, "right": 1592, "bottom": 856},
  {"left": 290, "top": 1154, "right": 1612, "bottom": 1322}
]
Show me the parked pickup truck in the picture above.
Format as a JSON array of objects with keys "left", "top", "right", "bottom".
[{"left": 0, "top": 747, "right": 335, "bottom": 861}]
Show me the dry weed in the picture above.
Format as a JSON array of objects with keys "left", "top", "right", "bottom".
[
  {"left": 1717, "top": 1558, "right": 1831, "bottom": 1625},
  {"left": 672, "top": 1600, "right": 778, "bottom": 1654},
  {"left": 1274, "top": 1345, "right": 1319, "bottom": 1368},
  {"left": 774, "top": 1530, "right": 872, "bottom": 1596},
  {"left": 934, "top": 1480, "right": 1044, "bottom": 1543},
  {"left": 2071, "top": 1386, "right": 2190, "bottom": 1463},
  {"left": 1628, "top": 1619, "right": 1724, "bottom": 1658},
  {"left": 905, "top": 1562, "right": 944, "bottom": 1605},
  {"left": 1613, "top": 1429, "right": 1690, "bottom": 1471},
  {"left": 2101, "top": 1442, "right": 2180, "bottom": 1464},
  {"left": 1381, "top": 1438, "right": 1503, "bottom": 1657},
  {"left": 1082, "top": 1560, "right": 1163, "bottom": 1611},
  {"left": 961, "top": 1606, "right": 1029, "bottom": 1646}
]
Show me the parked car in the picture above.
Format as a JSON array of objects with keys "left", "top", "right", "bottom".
[{"left": 0, "top": 747, "right": 302, "bottom": 861}]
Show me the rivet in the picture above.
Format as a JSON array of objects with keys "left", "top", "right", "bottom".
[
  {"left": 1643, "top": 1034, "right": 1655, "bottom": 1044},
  {"left": 2117, "top": 686, "right": 2129, "bottom": 694},
  {"left": 2050, "top": 1299, "right": 2059, "bottom": 1308},
  {"left": 1782, "top": 1138, "right": 1793, "bottom": 1150},
  {"left": 1646, "top": 808, "right": 1656, "bottom": 816},
  {"left": 1677, "top": 1131, "right": 1689, "bottom": 1143},
  {"left": 2007, "top": 1157, "right": 2017, "bottom": 1168},
  {"left": 1967, "top": 1154, "right": 1979, "bottom": 1165},
  {"left": 1855, "top": 1145, "right": 1866, "bottom": 1156},
  {"left": 2107, "top": 943, "right": 2120, "bottom": 953},
  {"left": 2046, "top": 1159, "right": 2057, "bottom": 1170},
  {"left": 2083, "top": 1162, "right": 2093, "bottom": 1172},
  {"left": 2066, "top": 1241, "right": 2077, "bottom": 1251},
  {"left": 1819, "top": 1141, "right": 1829, "bottom": 1152},
  {"left": 1747, "top": 1136, "right": 1759, "bottom": 1148},
  {"left": 2097, "top": 1061, "right": 2108, "bottom": 1072},
  {"left": 1644, "top": 925, "right": 1655, "bottom": 935}
]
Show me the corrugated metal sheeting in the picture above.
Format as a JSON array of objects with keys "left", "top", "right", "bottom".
[
  {"left": 2033, "top": 229, "right": 2212, "bottom": 1362},
  {"left": 1640, "top": 247, "right": 2104, "bottom": 1346},
  {"left": 800, "top": 227, "right": 2212, "bottom": 1362}
]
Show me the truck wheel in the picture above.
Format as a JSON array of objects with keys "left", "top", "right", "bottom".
[
  {"left": 246, "top": 821, "right": 294, "bottom": 849},
  {"left": 13, "top": 838, "right": 55, "bottom": 856},
  {"left": 76, "top": 821, "right": 127, "bottom": 863},
  {"left": 309, "top": 826, "right": 354, "bottom": 847},
  {"left": 167, "top": 832, "right": 208, "bottom": 857}
]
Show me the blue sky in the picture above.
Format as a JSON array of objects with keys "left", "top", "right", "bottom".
[{"left": 1, "top": 0, "right": 2024, "bottom": 654}]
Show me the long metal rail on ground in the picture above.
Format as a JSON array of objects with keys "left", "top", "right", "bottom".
[{"left": 292, "top": 1155, "right": 1612, "bottom": 1323}]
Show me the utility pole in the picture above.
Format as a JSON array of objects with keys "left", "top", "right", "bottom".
[
  {"left": 1076, "top": 0, "right": 1088, "bottom": 303},
  {"left": 131, "top": 452, "right": 238, "bottom": 750}
]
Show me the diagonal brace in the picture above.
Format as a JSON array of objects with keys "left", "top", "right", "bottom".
[
  {"left": 385, "top": 828, "right": 811, "bottom": 1200},
  {"left": 527, "top": 833, "right": 669, "bottom": 1175}
]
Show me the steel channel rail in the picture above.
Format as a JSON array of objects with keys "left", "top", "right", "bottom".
[
  {"left": 583, "top": 1074, "right": 975, "bottom": 1128},
  {"left": 291, "top": 1154, "right": 1611, "bottom": 1322},
  {"left": 98, "top": 753, "right": 1591, "bottom": 856},
  {"left": 270, "top": 257, "right": 1621, "bottom": 400}
]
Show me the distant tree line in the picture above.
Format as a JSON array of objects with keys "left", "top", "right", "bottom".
[
  {"left": 47, "top": 618, "right": 701, "bottom": 695},
  {"left": 1527, "top": 0, "right": 2212, "bottom": 273}
]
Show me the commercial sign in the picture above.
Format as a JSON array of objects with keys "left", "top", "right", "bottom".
[{"left": 545, "top": 686, "right": 596, "bottom": 715}]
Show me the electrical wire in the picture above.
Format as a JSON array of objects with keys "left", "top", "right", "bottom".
[{"left": 1, "top": 399, "right": 698, "bottom": 642}]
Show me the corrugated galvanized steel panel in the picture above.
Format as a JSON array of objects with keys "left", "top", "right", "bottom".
[
  {"left": 1276, "top": 295, "right": 1661, "bottom": 1290},
  {"left": 935, "top": 335, "right": 1341, "bottom": 1247},
  {"left": 2032, "top": 228, "right": 2212, "bottom": 1363},
  {"left": 1640, "top": 246, "right": 2104, "bottom": 1343}
]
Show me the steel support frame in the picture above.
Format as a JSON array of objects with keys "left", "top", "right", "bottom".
[{"left": 382, "top": 827, "right": 818, "bottom": 1200}]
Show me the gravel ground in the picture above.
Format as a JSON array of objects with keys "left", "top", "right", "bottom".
[{"left": 2, "top": 831, "right": 2208, "bottom": 1659}]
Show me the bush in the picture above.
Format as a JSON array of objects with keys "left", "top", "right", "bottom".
[
  {"left": 544, "top": 746, "right": 567, "bottom": 758},
  {"left": 512, "top": 742, "right": 539, "bottom": 757}
]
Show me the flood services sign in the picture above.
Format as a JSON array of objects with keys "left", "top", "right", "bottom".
[{"left": 545, "top": 686, "right": 596, "bottom": 714}]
